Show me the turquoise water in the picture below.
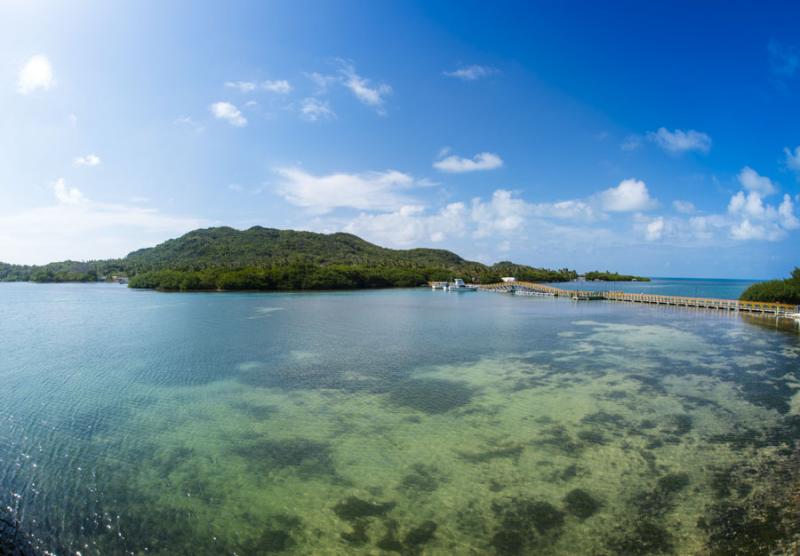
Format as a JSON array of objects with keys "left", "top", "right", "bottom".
[
  {"left": 548, "top": 277, "right": 759, "bottom": 299},
  {"left": 1, "top": 282, "right": 799, "bottom": 555}
]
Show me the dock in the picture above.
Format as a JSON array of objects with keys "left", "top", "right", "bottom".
[{"left": 475, "top": 281, "right": 799, "bottom": 317}]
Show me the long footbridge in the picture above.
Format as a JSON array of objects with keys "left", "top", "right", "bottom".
[{"left": 476, "top": 281, "right": 799, "bottom": 317}]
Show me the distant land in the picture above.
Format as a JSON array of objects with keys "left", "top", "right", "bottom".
[{"left": 0, "top": 226, "right": 652, "bottom": 291}]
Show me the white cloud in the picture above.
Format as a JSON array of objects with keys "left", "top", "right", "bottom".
[
  {"left": 598, "top": 179, "right": 657, "bottom": 212},
  {"left": 727, "top": 189, "right": 799, "bottom": 241},
  {"left": 225, "top": 81, "right": 257, "bottom": 93},
  {"left": 300, "top": 97, "right": 335, "bottom": 121},
  {"left": 672, "top": 200, "right": 696, "bottom": 214},
  {"left": 0, "top": 180, "right": 205, "bottom": 264},
  {"left": 225, "top": 80, "right": 292, "bottom": 94},
  {"left": 646, "top": 128, "right": 711, "bottom": 154},
  {"left": 433, "top": 152, "right": 503, "bottom": 173},
  {"left": 730, "top": 219, "right": 777, "bottom": 241},
  {"left": 337, "top": 188, "right": 604, "bottom": 248},
  {"left": 52, "top": 178, "right": 85, "bottom": 205},
  {"left": 73, "top": 154, "right": 101, "bottom": 167},
  {"left": 644, "top": 217, "right": 665, "bottom": 241},
  {"left": 337, "top": 61, "right": 392, "bottom": 113},
  {"left": 17, "top": 55, "right": 55, "bottom": 94},
  {"left": 274, "top": 167, "right": 417, "bottom": 214},
  {"left": 209, "top": 102, "right": 247, "bottom": 127},
  {"left": 784, "top": 146, "right": 800, "bottom": 172},
  {"left": 530, "top": 199, "right": 596, "bottom": 221},
  {"left": 262, "top": 79, "right": 292, "bottom": 94},
  {"left": 344, "top": 203, "right": 467, "bottom": 246},
  {"left": 443, "top": 65, "right": 497, "bottom": 81},
  {"left": 737, "top": 166, "right": 776, "bottom": 195},
  {"left": 779, "top": 194, "right": 800, "bottom": 229},
  {"left": 471, "top": 190, "right": 528, "bottom": 238}
]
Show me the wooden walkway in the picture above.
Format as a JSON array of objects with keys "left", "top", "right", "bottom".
[{"left": 475, "top": 281, "right": 799, "bottom": 317}]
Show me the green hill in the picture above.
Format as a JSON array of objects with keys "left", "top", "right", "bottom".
[
  {"left": 124, "top": 226, "right": 472, "bottom": 271},
  {"left": 0, "top": 226, "right": 578, "bottom": 291}
]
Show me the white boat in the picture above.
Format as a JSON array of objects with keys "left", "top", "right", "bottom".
[{"left": 447, "top": 278, "right": 477, "bottom": 292}]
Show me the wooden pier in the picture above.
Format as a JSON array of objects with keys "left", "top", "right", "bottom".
[{"left": 475, "top": 281, "right": 799, "bottom": 317}]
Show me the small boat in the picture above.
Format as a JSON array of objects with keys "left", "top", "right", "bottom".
[{"left": 447, "top": 278, "right": 477, "bottom": 292}]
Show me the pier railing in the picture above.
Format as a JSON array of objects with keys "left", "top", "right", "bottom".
[{"left": 471, "top": 281, "right": 799, "bottom": 317}]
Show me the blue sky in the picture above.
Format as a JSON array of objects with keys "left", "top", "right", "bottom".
[{"left": 1, "top": 1, "right": 799, "bottom": 278}]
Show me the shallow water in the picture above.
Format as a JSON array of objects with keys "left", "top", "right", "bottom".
[{"left": 1, "top": 283, "right": 799, "bottom": 555}]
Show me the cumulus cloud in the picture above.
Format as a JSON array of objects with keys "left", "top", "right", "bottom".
[
  {"left": 646, "top": 128, "right": 711, "bottom": 154},
  {"left": 530, "top": 199, "right": 596, "bottom": 221},
  {"left": 344, "top": 203, "right": 467, "bottom": 245},
  {"left": 644, "top": 217, "right": 665, "bottom": 241},
  {"left": 262, "top": 80, "right": 292, "bottom": 93},
  {"left": 300, "top": 97, "right": 335, "bottom": 122},
  {"left": 73, "top": 154, "right": 101, "bottom": 167},
  {"left": 598, "top": 179, "right": 658, "bottom": 212},
  {"left": 225, "top": 80, "right": 292, "bottom": 93},
  {"left": 274, "top": 167, "right": 417, "bottom": 214},
  {"left": 225, "top": 81, "right": 257, "bottom": 93},
  {"left": 727, "top": 188, "right": 799, "bottom": 241},
  {"left": 0, "top": 183, "right": 204, "bottom": 264},
  {"left": 737, "top": 166, "right": 776, "bottom": 195},
  {"left": 470, "top": 190, "right": 530, "bottom": 238},
  {"left": 443, "top": 65, "right": 497, "bottom": 81},
  {"left": 17, "top": 55, "right": 55, "bottom": 94},
  {"left": 330, "top": 188, "right": 611, "bottom": 250},
  {"left": 337, "top": 61, "right": 392, "bottom": 113},
  {"left": 209, "top": 102, "right": 247, "bottom": 127},
  {"left": 52, "top": 178, "right": 84, "bottom": 205},
  {"left": 433, "top": 152, "right": 503, "bottom": 173}
]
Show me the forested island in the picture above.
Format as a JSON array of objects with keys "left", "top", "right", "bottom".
[
  {"left": 739, "top": 268, "right": 800, "bottom": 305},
  {"left": 584, "top": 271, "right": 650, "bottom": 282},
  {"left": 0, "top": 227, "right": 580, "bottom": 291}
]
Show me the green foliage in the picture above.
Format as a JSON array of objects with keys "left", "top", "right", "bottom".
[
  {"left": 491, "top": 261, "right": 577, "bottom": 282},
  {"left": 1, "top": 260, "right": 125, "bottom": 283},
  {"left": 130, "top": 264, "right": 456, "bottom": 291},
  {"left": 123, "top": 227, "right": 580, "bottom": 290},
  {"left": 123, "top": 227, "right": 472, "bottom": 272},
  {"left": 739, "top": 268, "right": 800, "bottom": 305},
  {"left": 3, "top": 227, "right": 585, "bottom": 291},
  {"left": 584, "top": 270, "right": 650, "bottom": 282}
]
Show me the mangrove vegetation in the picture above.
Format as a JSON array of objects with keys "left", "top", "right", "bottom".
[{"left": 739, "top": 267, "right": 800, "bottom": 305}]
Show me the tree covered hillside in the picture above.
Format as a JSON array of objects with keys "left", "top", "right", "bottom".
[
  {"left": 124, "top": 226, "right": 473, "bottom": 272},
  {"left": 1, "top": 227, "right": 578, "bottom": 291},
  {"left": 124, "top": 227, "right": 577, "bottom": 290}
]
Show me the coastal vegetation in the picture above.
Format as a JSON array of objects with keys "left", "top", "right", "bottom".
[
  {"left": 0, "top": 227, "right": 579, "bottom": 291},
  {"left": 584, "top": 271, "right": 650, "bottom": 282},
  {"left": 0, "top": 260, "right": 122, "bottom": 283},
  {"left": 739, "top": 267, "right": 800, "bottom": 305}
]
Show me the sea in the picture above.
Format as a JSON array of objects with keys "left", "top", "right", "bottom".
[{"left": 0, "top": 280, "right": 798, "bottom": 555}]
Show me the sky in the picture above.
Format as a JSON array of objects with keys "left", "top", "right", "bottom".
[{"left": 1, "top": 1, "right": 799, "bottom": 278}]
